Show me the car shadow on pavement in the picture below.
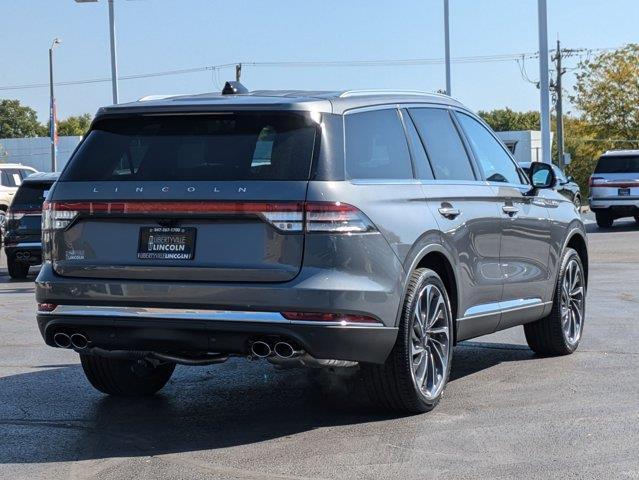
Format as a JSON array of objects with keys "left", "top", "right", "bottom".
[
  {"left": 585, "top": 220, "right": 638, "bottom": 234},
  {"left": 0, "top": 342, "right": 536, "bottom": 464}
]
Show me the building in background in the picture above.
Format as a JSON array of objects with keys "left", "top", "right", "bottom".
[
  {"left": 0, "top": 136, "right": 81, "bottom": 172},
  {"left": 496, "top": 130, "right": 554, "bottom": 164}
]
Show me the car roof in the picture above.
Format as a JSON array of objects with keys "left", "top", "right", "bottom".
[
  {"left": 601, "top": 149, "right": 639, "bottom": 157},
  {"left": 97, "top": 89, "right": 464, "bottom": 116},
  {"left": 21, "top": 172, "right": 59, "bottom": 183},
  {"left": 0, "top": 163, "right": 36, "bottom": 170}
]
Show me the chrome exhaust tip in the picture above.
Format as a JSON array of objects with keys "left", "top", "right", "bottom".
[
  {"left": 273, "top": 341, "right": 301, "bottom": 359},
  {"left": 53, "top": 332, "right": 71, "bottom": 349},
  {"left": 250, "top": 340, "right": 272, "bottom": 358},
  {"left": 70, "top": 333, "right": 89, "bottom": 350}
]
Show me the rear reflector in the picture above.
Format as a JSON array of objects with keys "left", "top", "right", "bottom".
[
  {"left": 43, "top": 201, "right": 377, "bottom": 234},
  {"left": 281, "top": 311, "right": 381, "bottom": 324},
  {"left": 37, "top": 303, "right": 57, "bottom": 312}
]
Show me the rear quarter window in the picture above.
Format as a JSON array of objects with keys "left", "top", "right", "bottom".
[{"left": 344, "top": 109, "right": 413, "bottom": 180}]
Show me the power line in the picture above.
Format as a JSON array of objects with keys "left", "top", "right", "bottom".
[{"left": 0, "top": 46, "right": 620, "bottom": 93}]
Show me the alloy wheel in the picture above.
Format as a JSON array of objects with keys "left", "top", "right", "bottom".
[
  {"left": 560, "top": 259, "right": 585, "bottom": 346},
  {"left": 410, "top": 284, "right": 451, "bottom": 401}
]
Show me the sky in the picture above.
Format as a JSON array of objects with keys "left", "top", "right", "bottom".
[{"left": 0, "top": 0, "right": 637, "bottom": 123}]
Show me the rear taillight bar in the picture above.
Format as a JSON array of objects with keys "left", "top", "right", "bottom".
[
  {"left": 589, "top": 176, "right": 639, "bottom": 188},
  {"left": 7, "top": 208, "right": 41, "bottom": 221},
  {"left": 281, "top": 311, "right": 381, "bottom": 325},
  {"left": 42, "top": 201, "right": 377, "bottom": 234}
]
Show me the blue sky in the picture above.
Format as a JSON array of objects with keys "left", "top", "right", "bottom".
[{"left": 1, "top": 0, "right": 637, "bottom": 122}]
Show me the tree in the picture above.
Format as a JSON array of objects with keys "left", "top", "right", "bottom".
[
  {"left": 572, "top": 44, "right": 639, "bottom": 143},
  {"left": 566, "top": 44, "right": 639, "bottom": 194},
  {"left": 57, "top": 113, "right": 92, "bottom": 137},
  {"left": 478, "top": 108, "right": 541, "bottom": 132},
  {"left": 0, "top": 99, "right": 46, "bottom": 138}
]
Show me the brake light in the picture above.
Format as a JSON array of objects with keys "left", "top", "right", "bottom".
[
  {"left": 41, "top": 201, "right": 376, "bottom": 234},
  {"left": 281, "top": 311, "right": 381, "bottom": 324},
  {"left": 42, "top": 201, "right": 79, "bottom": 231},
  {"left": 589, "top": 176, "right": 604, "bottom": 187},
  {"left": 7, "top": 208, "right": 40, "bottom": 221},
  {"left": 305, "top": 202, "right": 376, "bottom": 233}
]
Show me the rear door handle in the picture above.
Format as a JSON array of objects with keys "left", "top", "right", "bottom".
[
  {"left": 502, "top": 205, "right": 520, "bottom": 216},
  {"left": 438, "top": 207, "right": 461, "bottom": 219}
]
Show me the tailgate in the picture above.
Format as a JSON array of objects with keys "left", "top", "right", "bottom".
[{"left": 47, "top": 111, "right": 318, "bottom": 282}]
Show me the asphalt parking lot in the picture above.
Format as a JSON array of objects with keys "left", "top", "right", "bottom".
[{"left": 1, "top": 213, "right": 638, "bottom": 480}]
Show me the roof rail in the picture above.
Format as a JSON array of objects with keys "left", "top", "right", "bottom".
[
  {"left": 137, "top": 94, "right": 181, "bottom": 102},
  {"left": 339, "top": 89, "right": 449, "bottom": 98}
]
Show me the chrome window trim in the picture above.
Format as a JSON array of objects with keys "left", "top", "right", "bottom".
[
  {"left": 40, "top": 305, "right": 386, "bottom": 329},
  {"left": 16, "top": 242, "right": 42, "bottom": 248}
]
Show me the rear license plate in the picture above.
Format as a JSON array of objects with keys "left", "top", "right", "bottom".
[
  {"left": 618, "top": 188, "right": 631, "bottom": 196},
  {"left": 138, "top": 227, "right": 196, "bottom": 260}
]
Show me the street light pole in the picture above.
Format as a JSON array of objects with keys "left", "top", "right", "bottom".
[
  {"left": 49, "top": 38, "right": 61, "bottom": 172},
  {"left": 444, "top": 0, "right": 451, "bottom": 96},
  {"left": 537, "top": 0, "right": 551, "bottom": 163},
  {"left": 108, "top": 0, "right": 119, "bottom": 104}
]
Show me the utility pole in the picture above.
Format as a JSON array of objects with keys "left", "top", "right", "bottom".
[
  {"left": 443, "top": 0, "right": 451, "bottom": 95},
  {"left": 235, "top": 63, "right": 242, "bottom": 82},
  {"left": 108, "top": 0, "right": 119, "bottom": 103},
  {"left": 537, "top": 0, "right": 551, "bottom": 164},
  {"left": 49, "top": 38, "right": 61, "bottom": 172},
  {"left": 552, "top": 39, "right": 566, "bottom": 169}
]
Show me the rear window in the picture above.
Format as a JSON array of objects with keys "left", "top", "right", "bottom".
[
  {"left": 60, "top": 113, "right": 317, "bottom": 182},
  {"left": 12, "top": 183, "right": 51, "bottom": 209},
  {"left": 594, "top": 155, "right": 639, "bottom": 174}
]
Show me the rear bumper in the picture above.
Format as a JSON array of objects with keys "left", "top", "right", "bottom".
[
  {"left": 37, "top": 306, "right": 398, "bottom": 364},
  {"left": 35, "top": 255, "right": 404, "bottom": 363},
  {"left": 589, "top": 197, "right": 639, "bottom": 213},
  {"left": 4, "top": 242, "right": 42, "bottom": 264}
]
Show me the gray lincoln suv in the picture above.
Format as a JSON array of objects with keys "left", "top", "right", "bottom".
[{"left": 36, "top": 84, "right": 588, "bottom": 413}]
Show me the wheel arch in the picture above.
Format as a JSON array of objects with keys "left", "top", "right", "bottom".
[
  {"left": 565, "top": 230, "right": 589, "bottom": 287},
  {"left": 400, "top": 244, "right": 460, "bottom": 343}
]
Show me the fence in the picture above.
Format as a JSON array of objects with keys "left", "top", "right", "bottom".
[{"left": 0, "top": 136, "right": 82, "bottom": 172}]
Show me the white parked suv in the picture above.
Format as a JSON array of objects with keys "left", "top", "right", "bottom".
[
  {"left": 0, "top": 164, "right": 39, "bottom": 230},
  {"left": 589, "top": 150, "right": 639, "bottom": 228}
]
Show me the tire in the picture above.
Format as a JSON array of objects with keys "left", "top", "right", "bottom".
[
  {"left": 524, "top": 248, "right": 585, "bottom": 356},
  {"left": 7, "top": 258, "right": 29, "bottom": 279},
  {"left": 80, "top": 354, "right": 175, "bottom": 396},
  {"left": 361, "top": 268, "right": 454, "bottom": 413},
  {"left": 595, "top": 212, "right": 613, "bottom": 228}
]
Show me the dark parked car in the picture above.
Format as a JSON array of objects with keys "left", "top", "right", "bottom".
[
  {"left": 4, "top": 172, "right": 58, "bottom": 279},
  {"left": 519, "top": 161, "right": 582, "bottom": 208},
  {"left": 36, "top": 85, "right": 588, "bottom": 413}
]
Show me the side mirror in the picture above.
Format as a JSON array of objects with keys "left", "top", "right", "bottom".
[
  {"left": 528, "top": 162, "right": 556, "bottom": 189},
  {"left": 566, "top": 175, "right": 574, "bottom": 183}
]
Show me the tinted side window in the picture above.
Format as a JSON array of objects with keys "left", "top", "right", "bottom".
[
  {"left": 456, "top": 112, "right": 523, "bottom": 184},
  {"left": 345, "top": 109, "right": 413, "bottom": 179},
  {"left": 1, "top": 169, "right": 22, "bottom": 187},
  {"left": 553, "top": 165, "right": 567, "bottom": 183},
  {"left": 409, "top": 108, "right": 475, "bottom": 181},
  {"left": 401, "top": 110, "right": 433, "bottom": 180}
]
